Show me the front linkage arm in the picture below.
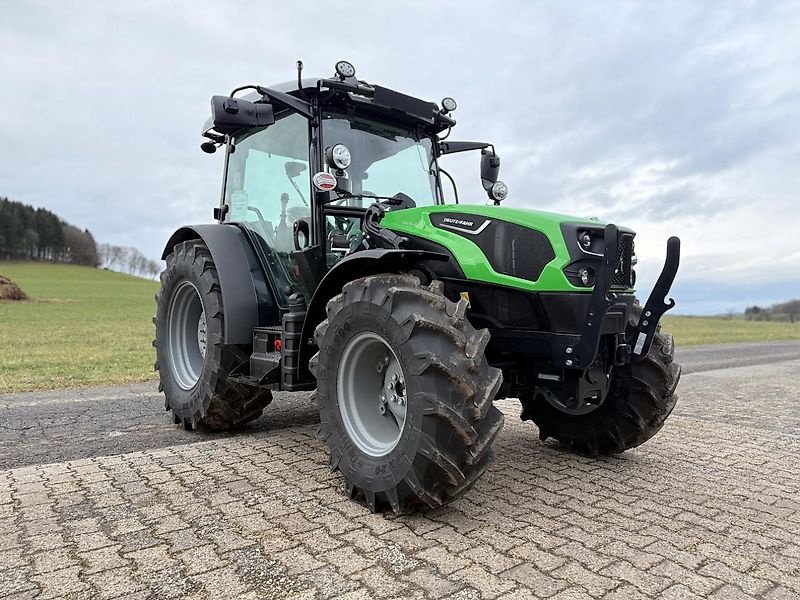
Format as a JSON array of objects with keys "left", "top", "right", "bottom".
[{"left": 629, "top": 236, "right": 680, "bottom": 362}]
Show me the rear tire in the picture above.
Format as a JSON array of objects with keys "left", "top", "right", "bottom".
[
  {"left": 310, "top": 274, "right": 504, "bottom": 513},
  {"left": 154, "top": 240, "right": 272, "bottom": 430},
  {"left": 523, "top": 305, "right": 681, "bottom": 455}
]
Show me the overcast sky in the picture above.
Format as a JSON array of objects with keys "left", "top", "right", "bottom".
[{"left": 2, "top": 1, "right": 799, "bottom": 314}]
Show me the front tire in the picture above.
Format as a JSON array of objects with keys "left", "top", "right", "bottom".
[
  {"left": 524, "top": 305, "right": 681, "bottom": 455},
  {"left": 154, "top": 240, "right": 272, "bottom": 430},
  {"left": 310, "top": 275, "right": 504, "bottom": 513}
]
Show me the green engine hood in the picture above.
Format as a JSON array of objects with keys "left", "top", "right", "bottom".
[{"left": 380, "top": 204, "right": 605, "bottom": 293}]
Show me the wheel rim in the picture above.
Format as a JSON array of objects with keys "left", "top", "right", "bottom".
[
  {"left": 337, "top": 332, "right": 408, "bottom": 457},
  {"left": 166, "top": 281, "right": 207, "bottom": 390}
]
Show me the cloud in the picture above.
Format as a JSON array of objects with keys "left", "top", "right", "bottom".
[{"left": 1, "top": 1, "right": 799, "bottom": 314}]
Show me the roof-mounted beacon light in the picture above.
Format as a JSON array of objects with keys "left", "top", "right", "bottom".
[
  {"left": 441, "top": 97, "right": 457, "bottom": 114},
  {"left": 335, "top": 60, "right": 356, "bottom": 80}
]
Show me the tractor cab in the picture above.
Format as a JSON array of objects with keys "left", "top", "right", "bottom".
[{"left": 200, "top": 62, "right": 507, "bottom": 305}]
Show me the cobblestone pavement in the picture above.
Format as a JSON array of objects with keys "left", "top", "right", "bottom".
[{"left": 1, "top": 359, "right": 798, "bottom": 599}]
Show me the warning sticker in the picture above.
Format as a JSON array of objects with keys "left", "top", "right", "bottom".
[{"left": 633, "top": 332, "right": 647, "bottom": 355}]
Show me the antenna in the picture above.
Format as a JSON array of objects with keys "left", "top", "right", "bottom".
[{"left": 296, "top": 60, "right": 309, "bottom": 102}]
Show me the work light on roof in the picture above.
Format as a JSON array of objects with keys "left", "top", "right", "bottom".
[
  {"left": 441, "top": 97, "right": 457, "bottom": 113},
  {"left": 335, "top": 60, "right": 356, "bottom": 79}
]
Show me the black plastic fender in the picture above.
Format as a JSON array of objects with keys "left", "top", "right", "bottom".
[
  {"left": 161, "top": 224, "right": 276, "bottom": 344},
  {"left": 298, "top": 249, "right": 448, "bottom": 376}
]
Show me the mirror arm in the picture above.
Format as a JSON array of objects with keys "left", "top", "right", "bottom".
[
  {"left": 255, "top": 86, "right": 313, "bottom": 118},
  {"left": 439, "top": 141, "right": 494, "bottom": 155}
]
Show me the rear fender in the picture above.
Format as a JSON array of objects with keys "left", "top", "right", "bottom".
[{"left": 162, "top": 225, "right": 277, "bottom": 344}]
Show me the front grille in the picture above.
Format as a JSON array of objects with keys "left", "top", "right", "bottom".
[{"left": 612, "top": 234, "right": 634, "bottom": 288}]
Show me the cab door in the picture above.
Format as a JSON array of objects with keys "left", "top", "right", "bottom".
[{"left": 222, "top": 112, "right": 312, "bottom": 307}]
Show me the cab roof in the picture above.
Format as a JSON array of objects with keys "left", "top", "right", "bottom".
[{"left": 202, "top": 76, "right": 455, "bottom": 139}]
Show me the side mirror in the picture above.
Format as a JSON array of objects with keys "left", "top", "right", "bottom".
[
  {"left": 284, "top": 161, "right": 307, "bottom": 179},
  {"left": 210, "top": 96, "right": 275, "bottom": 135},
  {"left": 480, "top": 149, "right": 501, "bottom": 191}
]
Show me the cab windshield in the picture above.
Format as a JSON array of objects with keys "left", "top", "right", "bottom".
[{"left": 322, "top": 112, "right": 438, "bottom": 207}]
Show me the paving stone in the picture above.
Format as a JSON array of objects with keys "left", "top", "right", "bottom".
[
  {"left": 1, "top": 365, "right": 799, "bottom": 599},
  {"left": 600, "top": 560, "right": 671, "bottom": 596},
  {"left": 0, "top": 568, "right": 38, "bottom": 596},
  {"left": 325, "top": 545, "right": 378, "bottom": 575},
  {"left": 32, "top": 565, "right": 90, "bottom": 598},
  {"left": 552, "top": 561, "right": 618, "bottom": 596},
  {"left": 86, "top": 567, "right": 145, "bottom": 599},
  {"left": 649, "top": 559, "right": 723, "bottom": 596},
  {"left": 354, "top": 564, "right": 410, "bottom": 597},
  {"left": 402, "top": 566, "right": 464, "bottom": 597},
  {"left": 299, "top": 564, "right": 360, "bottom": 599},
  {"left": 416, "top": 545, "right": 471, "bottom": 575},
  {"left": 450, "top": 564, "right": 521, "bottom": 599},
  {"left": 274, "top": 545, "right": 327, "bottom": 575},
  {"left": 174, "top": 544, "right": 223, "bottom": 576},
  {"left": 191, "top": 565, "right": 251, "bottom": 599},
  {"left": 709, "top": 584, "right": 759, "bottom": 599},
  {"left": 124, "top": 543, "right": 179, "bottom": 573},
  {"left": 463, "top": 544, "right": 523, "bottom": 574},
  {"left": 79, "top": 544, "right": 129, "bottom": 574},
  {"left": 502, "top": 563, "right": 568, "bottom": 597}
]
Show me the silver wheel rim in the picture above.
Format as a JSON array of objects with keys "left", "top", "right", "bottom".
[
  {"left": 167, "top": 281, "right": 206, "bottom": 390},
  {"left": 337, "top": 332, "right": 408, "bottom": 457}
]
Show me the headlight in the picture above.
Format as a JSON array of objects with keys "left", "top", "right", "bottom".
[
  {"left": 579, "top": 267, "right": 594, "bottom": 286},
  {"left": 326, "top": 144, "right": 351, "bottom": 170},
  {"left": 580, "top": 232, "right": 592, "bottom": 248}
]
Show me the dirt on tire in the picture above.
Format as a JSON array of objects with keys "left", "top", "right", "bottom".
[
  {"left": 522, "top": 303, "right": 681, "bottom": 455},
  {"left": 0, "top": 274, "right": 28, "bottom": 301},
  {"left": 310, "top": 274, "right": 505, "bottom": 513},
  {"left": 154, "top": 240, "right": 272, "bottom": 430}
]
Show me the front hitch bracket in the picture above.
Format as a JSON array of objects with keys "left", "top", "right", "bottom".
[
  {"left": 555, "top": 224, "right": 619, "bottom": 369},
  {"left": 629, "top": 236, "right": 681, "bottom": 361}
]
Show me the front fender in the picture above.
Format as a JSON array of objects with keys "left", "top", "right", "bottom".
[{"left": 298, "top": 249, "right": 448, "bottom": 374}]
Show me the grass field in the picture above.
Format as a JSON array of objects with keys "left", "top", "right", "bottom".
[
  {"left": 1, "top": 262, "right": 799, "bottom": 393},
  {"left": 662, "top": 315, "right": 800, "bottom": 346},
  {"left": 0, "top": 262, "right": 158, "bottom": 393}
]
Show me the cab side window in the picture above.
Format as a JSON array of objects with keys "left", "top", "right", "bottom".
[
  {"left": 224, "top": 113, "right": 311, "bottom": 252},
  {"left": 224, "top": 112, "right": 311, "bottom": 305}
]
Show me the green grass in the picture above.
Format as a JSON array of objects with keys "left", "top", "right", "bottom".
[
  {"left": 661, "top": 315, "right": 800, "bottom": 346},
  {"left": 1, "top": 261, "right": 798, "bottom": 393},
  {"left": 0, "top": 262, "right": 159, "bottom": 393}
]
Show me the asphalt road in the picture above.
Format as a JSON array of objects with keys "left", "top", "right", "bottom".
[
  {"left": 1, "top": 340, "right": 798, "bottom": 471},
  {"left": 675, "top": 339, "right": 800, "bottom": 374}
]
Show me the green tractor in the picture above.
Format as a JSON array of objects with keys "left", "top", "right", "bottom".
[{"left": 154, "top": 60, "right": 681, "bottom": 513}]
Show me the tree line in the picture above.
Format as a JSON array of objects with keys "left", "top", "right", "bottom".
[
  {"left": 97, "top": 244, "right": 160, "bottom": 279},
  {"left": 0, "top": 197, "right": 98, "bottom": 266},
  {"left": 744, "top": 300, "right": 800, "bottom": 323}
]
